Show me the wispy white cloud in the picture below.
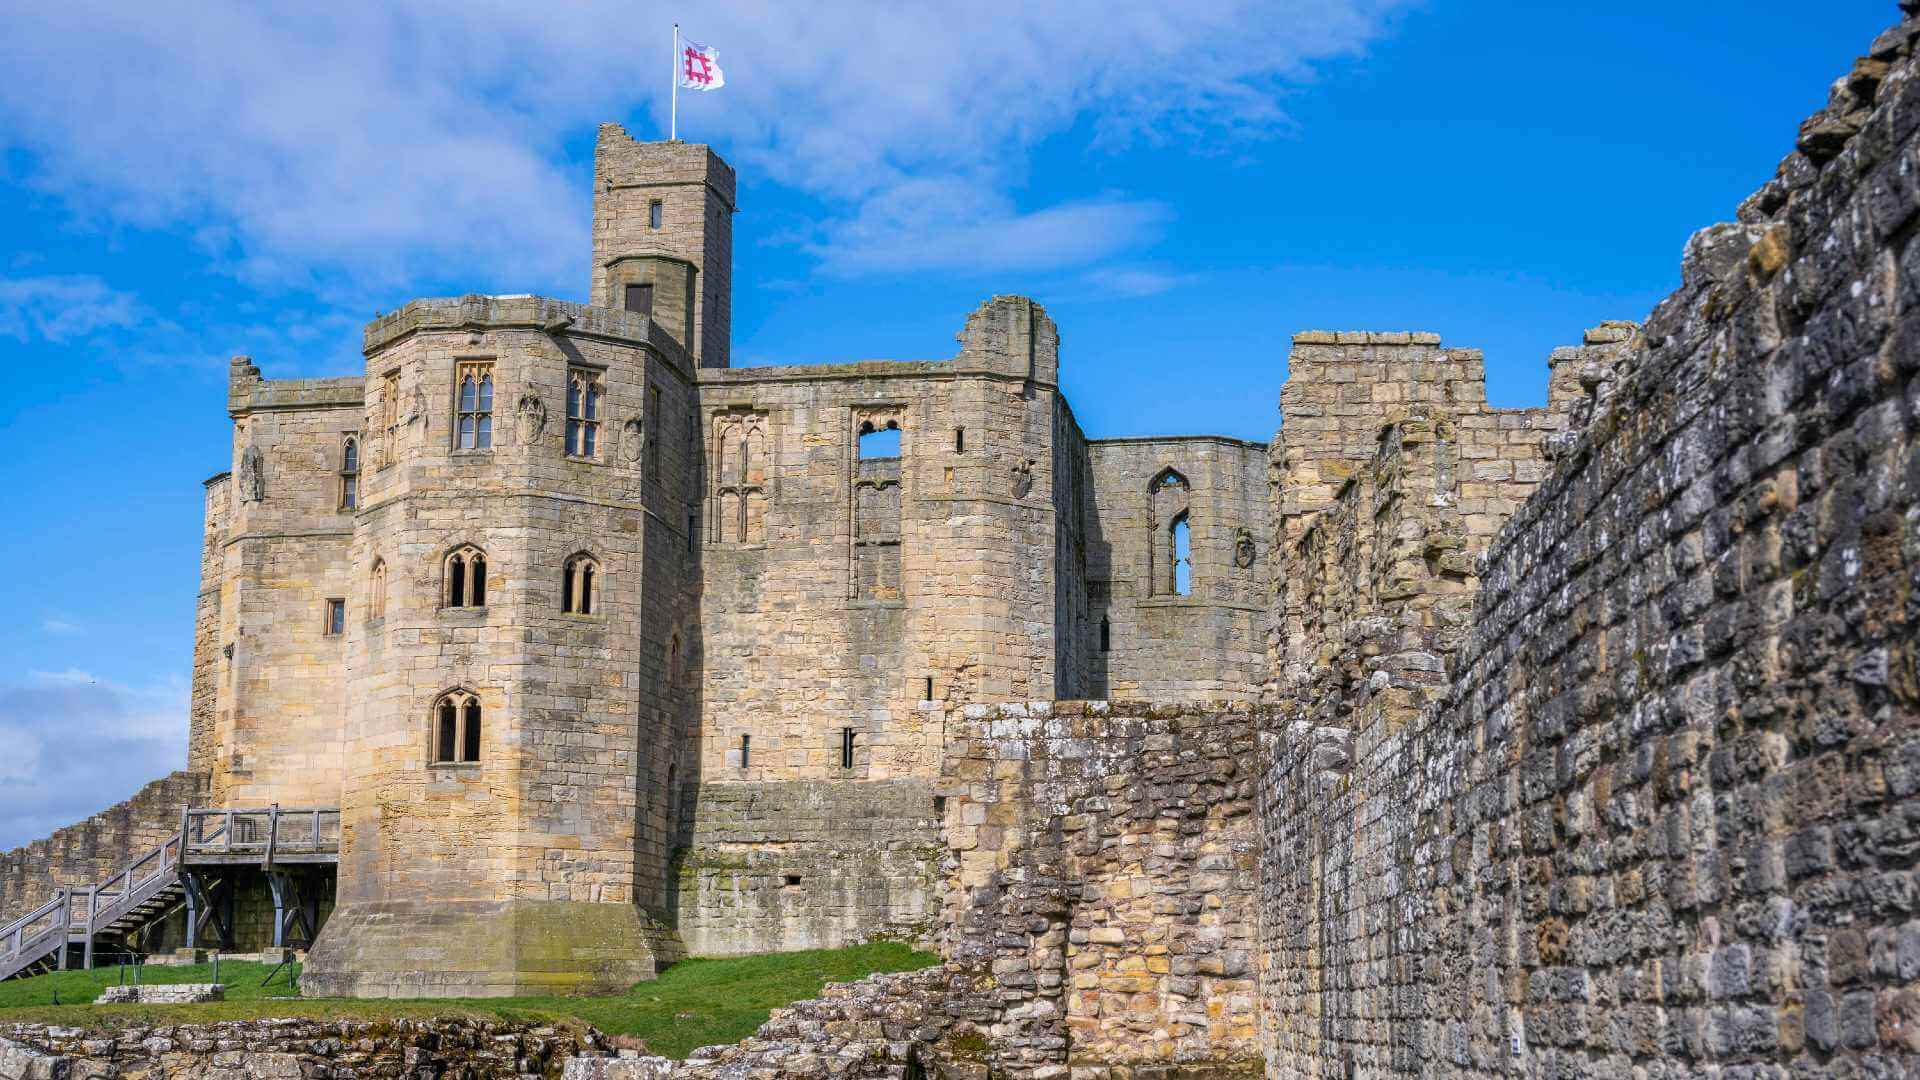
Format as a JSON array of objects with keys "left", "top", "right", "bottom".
[
  {"left": 1081, "top": 265, "right": 1204, "bottom": 299},
  {"left": 40, "top": 616, "right": 82, "bottom": 637},
  {"left": 0, "top": 0, "right": 1410, "bottom": 294},
  {"left": 0, "top": 275, "right": 146, "bottom": 343},
  {"left": 0, "top": 671, "right": 188, "bottom": 850},
  {"left": 809, "top": 180, "right": 1171, "bottom": 275}
]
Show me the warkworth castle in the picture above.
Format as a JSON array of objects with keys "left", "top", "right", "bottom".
[{"left": 3, "top": 7, "right": 1919, "bottom": 1075}]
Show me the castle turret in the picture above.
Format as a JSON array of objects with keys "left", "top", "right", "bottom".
[{"left": 591, "top": 125, "right": 735, "bottom": 368}]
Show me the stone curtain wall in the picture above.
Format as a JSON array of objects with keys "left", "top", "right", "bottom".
[
  {"left": 673, "top": 779, "right": 941, "bottom": 956},
  {"left": 0, "top": 771, "right": 206, "bottom": 924},
  {"left": 940, "top": 701, "right": 1263, "bottom": 1075},
  {"left": 1258, "top": 9, "right": 1920, "bottom": 1077}
]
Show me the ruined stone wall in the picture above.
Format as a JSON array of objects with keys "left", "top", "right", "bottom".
[
  {"left": 676, "top": 299, "right": 1063, "bottom": 955},
  {"left": 939, "top": 701, "right": 1262, "bottom": 1076},
  {"left": 1083, "top": 436, "right": 1268, "bottom": 701},
  {"left": 0, "top": 772, "right": 206, "bottom": 923},
  {"left": 1, "top": 1018, "right": 601, "bottom": 1078},
  {"left": 1257, "top": 10, "right": 1920, "bottom": 1075},
  {"left": 1268, "top": 330, "right": 1613, "bottom": 702}
]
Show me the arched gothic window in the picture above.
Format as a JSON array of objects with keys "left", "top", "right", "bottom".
[
  {"left": 369, "top": 558, "right": 387, "bottom": 621},
  {"left": 566, "top": 369, "right": 602, "bottom": 457},
  {"left": 432, "top": 689, "right": 482, "bottom": 764},
  {"left": 455, "top": 362, "right": 494, "bottom": 450},
  {"left": 1148, "top": 468, "right": 1193, "bottom": 597},
  {"left": 562, "top": 553, "right": 599, "bottom": 614},
  {"left": 339, "top": 435, "right": 360, "bottom": 510},
  {"left": 1170, "top": 512, "right": 1192, "bottom": 596},
  {"left": 444, "top": 545, "right": 487, "bottom": 608},
  {"left": 712, "top": 411, "right": 768, "bottom": 544}
]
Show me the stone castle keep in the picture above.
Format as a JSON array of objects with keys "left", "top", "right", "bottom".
[{"left": 4, "top": 6, "right": 1920, "bottom": 1076}]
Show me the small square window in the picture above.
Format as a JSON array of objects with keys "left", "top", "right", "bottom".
[
  {"left": 323, "top": 599, "right": 346, "bottom": 636},
  {"left": 649, "top": 200, "right": 663, "bottom": 229},
  {"left": 783, "top": 874, "right": 802, "bottom": 887}
]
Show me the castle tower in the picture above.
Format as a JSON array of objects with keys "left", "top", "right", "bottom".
[
  {"left": 591, "top": 125, "right": 735, "bottom": 368},
  {"left": 301, "top": 295, "right": 700, "bottom": 997}
]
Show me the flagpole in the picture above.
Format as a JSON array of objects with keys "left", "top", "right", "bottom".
[{"left": 671, "top": 23, "right": 679, "bottom": 141}]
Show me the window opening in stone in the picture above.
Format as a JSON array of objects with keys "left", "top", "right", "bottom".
[
  {"left": 446, "top": 546, "right": 487, "bottom": 608},
  {"left": 953, "top": 427, "right": 965, "bottom": 453},
  {"left": 339, "top": 436, "right": 359, "bottom": 510},
  {"left": 566, "top": 370, "right": 602, "bottom": 457},
  {"left": 432, "top": 689, "right": 482, "bottom": 764},
  {"left": 323, "top": 599, "right": 345, "bottom": 636},
  {"left": 687, "top": 515, "right": 697, "bottom": 553},
  {"left": 455, "top": 362, "right": 494, "bottom": 450},
  {"left": 462, "top": 699, "right": 481, "bottom": 761},
  {"left": 933, "top": 796, "right": 947, "bottom": 815},
  {"left": 784, "top": 874, "right": 802, "bottom": 887},
  {"left": 841, "top": 727, "right": 855, "bottom": 769},
  {"left": 648, "top": 200, "right": 663, "bottom": 229},
  {"left": 369, "top": 559, "right": 387, "bottom": 621},
  {"left": 858, "top": 421, "right": 901, "bottom": 459},
  {"left": 1172, "top": 513, "right": 1192, "bottom": 596},
  {"left": 1100, "top": 616, "right": 1111, "bottom": 652},
  {"left": 739, "top": 734, "right": 750, "bottom": 770},
  {"left": 624, "top": 283, "right": 654, "bottom": 316},
  {"left": 563, "top": 554, "right": 598, "bottom": 614},
  {"left": 922, "top": 676, "right": 934, "bottom": 701},
  {"left": 668, "top": 634, "right": 682, "bottom": 686}
]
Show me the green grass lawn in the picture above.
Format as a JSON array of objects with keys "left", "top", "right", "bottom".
[{"left": 0, "top": 943, "right": 939, "bottom": 1060}]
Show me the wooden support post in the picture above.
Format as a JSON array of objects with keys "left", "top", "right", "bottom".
[
  {"left": 83, "top": 887, "right": 97, "bottom": 970},
  {"left": 56, "top": 890, "right": 68, "bottom": 971}
]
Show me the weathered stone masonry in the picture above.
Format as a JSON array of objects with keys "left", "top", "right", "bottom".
[
  {"left": 1257, "top": 9, "right": 1920, "bottom": 1077},
  {"left": 7, "top": 11, "right": 1919, "bottom": 1078}
]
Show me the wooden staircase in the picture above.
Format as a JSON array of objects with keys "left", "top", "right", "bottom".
[{"left": 0, "top": 805, "right": 340, "bottom": 981}]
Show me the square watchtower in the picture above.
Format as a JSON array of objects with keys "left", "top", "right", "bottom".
[{"left": 591, "top": 125, "right": 736, "bottom": 369}]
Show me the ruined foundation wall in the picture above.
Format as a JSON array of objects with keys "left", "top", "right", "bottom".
[
  {"left": 940, "top": 701, "right": 1263, "bottom": 1075},
  {"left": 0, "top": 772, "right": 207, "bottom": 923},
  {"left": 1257, "top": 13, "right": 1920, "bottom": 1076}
]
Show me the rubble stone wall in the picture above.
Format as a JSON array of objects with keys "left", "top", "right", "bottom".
[
  {"left": 0, "top": 772, "right": 206, "bottom": 924},
  {"left": 0, "top": 1018, "right": 601, "bottom": 1079},
  {"left": 1257, "top": 10, "right": 1920, "bottom": 1077},
  {"left": 939, "top": 700, "right": 1263, "bottom": 1076}
]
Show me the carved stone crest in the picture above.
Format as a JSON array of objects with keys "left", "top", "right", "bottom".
[
  {"left": 517, "top": 393, "right": 547, "bottom": 445},
  {"left": 1011, "top": 458, "right": 1035, "bottom": 499},
  {"left": 622, "top": 418, "right": 645, "bottom": 462},
  {"left": 238, "top": 445, "right": 266, "bottom": 503},
  {"left": 1234, "top": 527, "right": 1257, "bottom": 569}
]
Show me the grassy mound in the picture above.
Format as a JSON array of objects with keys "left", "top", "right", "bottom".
[{"left": 0, "top": 942, "right": 938, "bottom": 1060}]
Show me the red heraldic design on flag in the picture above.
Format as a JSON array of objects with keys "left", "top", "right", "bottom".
[{"left": 678, "top": 40, "right": 725, "bottom": 91}]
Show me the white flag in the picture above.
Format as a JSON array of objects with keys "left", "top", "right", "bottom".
[{"left": 677, "top": 38, "right": 725, "bottom": 91}]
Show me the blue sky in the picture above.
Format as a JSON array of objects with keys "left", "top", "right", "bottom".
[{"left": 0, "top": 0, "right": 1897, "bottom": 847}]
